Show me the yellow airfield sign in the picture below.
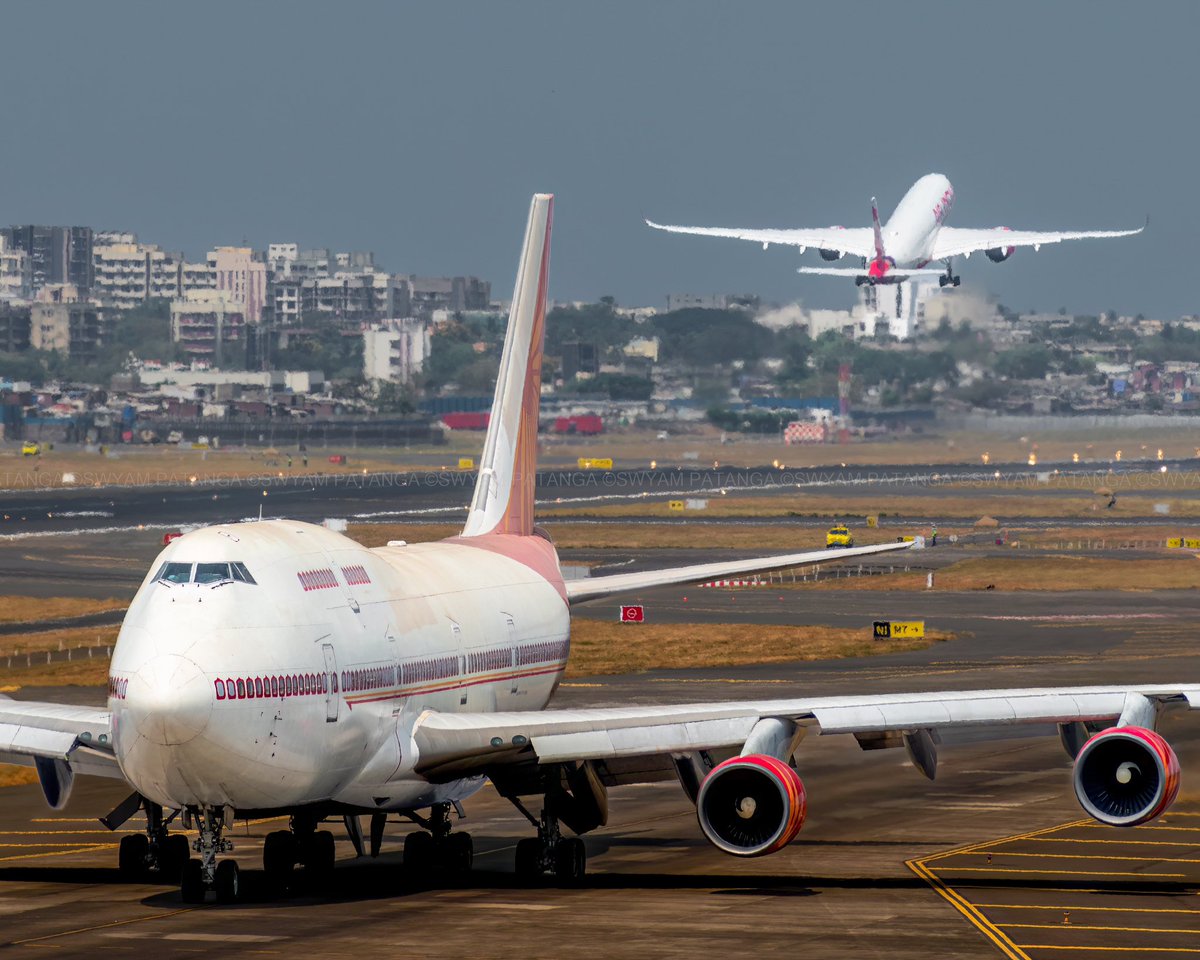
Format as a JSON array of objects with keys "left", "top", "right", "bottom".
[{"left": 873, "top": 620, "right": 925, "bottom": 639}]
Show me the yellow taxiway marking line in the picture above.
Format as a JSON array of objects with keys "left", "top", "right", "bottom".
[
  {"left": 0, "top": 844, "right": 116, "bottom": 863},
  {"left": 0, "top": 830, "right": 117, "bottom": 836},
  {"left": 0, "top": 842, "right": 112, "bottom": 848},
  {"left": 957, "top": 851, "right": 1200, "bottom": 864},
  {"left": 977, "top": 904, "right": 1200, "bottom": 915},
  {"left": 10, "top": 908, "right": 196, "bottom": 946},
  {"left": 921, "top": 820, "right": 1094, "bottom": 865},
  {"left": 1078, "top": 823, "right": 1200, "bottom": 833},
  {"left": 906, "top": 857, "right": 1031, "bottom": 960},
  {"left": 932, "top": 867, "right": 1188, "bottom": 878},
  {"left": 1016, "top": 947, "right": 1200, "bottom": 954},
  {"left": 1018, "top": 837, "right": 1200, "bottom": 848},
  {"left": 1002, "top": 922, "right": 1200, "bottom": 935}
]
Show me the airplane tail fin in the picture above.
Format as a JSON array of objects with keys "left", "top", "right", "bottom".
[
  {"left": 461, "top": 194, "right": 554, "bottom": 538},
  {"left": 870, "top": 197, "right": 885, "bottom": 258}
]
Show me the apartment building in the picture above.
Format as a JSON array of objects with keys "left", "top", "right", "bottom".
[
  {"left": 92, "top": 241, "right": 181, "bottom": 309},
  {"left": 212, "top": 247, "right": 267, "bottom": 324},
  {"left": 1, "top": 225, "right": 93, "bottom": 294},
  {"left": 30, "top": 285, "right": 104, "bottom": 358},
  {"left": 0, "top": 235, "right": 31, "bottom": 300},
  {"left": 363, "top": 318, "right": 430, "bottom": 384},
  {"left": 170, "top": 290, "right": 248, "bottom": 366}
]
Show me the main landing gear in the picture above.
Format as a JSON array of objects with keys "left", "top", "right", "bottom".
[
  {"left": 939, "top": 260, "right": 961, "bottom": 287},
  {"left": 402, "top": 802, "right": 474, "bottom": 873},
  {"left": 510, "top": 800, "right": 586, "bottom": 885},
  {"left": 115, "top": 800, "right": 190, "bottom": 883},
  {"left": 262, "top": 813, "right": 337, "bottom": 895}
]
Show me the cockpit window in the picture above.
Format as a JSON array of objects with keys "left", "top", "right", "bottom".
[
  {"left": 194, "top": 562, "right": 232, "bottom": 584},
  {"left": 156, "top": 562, "right": 193, "bottom": 584},
  {"left": 154, "top": 561, "right": 257, "bottom": 585},
  {"left": 231, "top": 562, "right": 257, "bottom": 585}
]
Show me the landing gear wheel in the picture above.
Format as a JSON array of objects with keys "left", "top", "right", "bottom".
[
  {"left": 161, "top": 834, "right": 191, "bottom": 883},
  {"left": 263, "top": 830, "right": 296, "bottom": 891},
  {"left": 214, "top": 859, "right": 240, "bottom": 904},
  {"left": 554, "top": 837, "right": 586, "bottom": 885},
  {"left": 180, "top": 858, "right": 205, "bottom": 903},
  {"left": 306, "top": 830, "right": 336, "bottom": 886},
  {"left": 515, "top": 838, "right": 542, "bottom": 879},
  {"left": 118, "top": 833, "right": 148, "bottom": 878},
  {"left": 404, "top": 830, "right": 434, "bottom": 871},
  {"left": 446, "top": 832, "right": 473, "bottom": 871}
]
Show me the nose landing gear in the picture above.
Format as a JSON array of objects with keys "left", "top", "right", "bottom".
[{"left": 180, "top": 807, "right": 236, "bottom": 903}]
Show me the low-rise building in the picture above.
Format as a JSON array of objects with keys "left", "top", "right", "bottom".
[
  {"left": 0, "top": 235, "right": 31, "bottom": 300},
  {"left": 363, "top": 318, "right": 430, "bottom": 384},
  {"left": 30, "top": 295, "right": 104, "bottom": 359},
  {"left": 408, "top": 276, "right": 491, "bottom": 316},
  {"left": 93, "top": 241, "right": 180, "bottom": 309},
  {"left": 0, "top": 302, "right": 31, "bottom": 351}
]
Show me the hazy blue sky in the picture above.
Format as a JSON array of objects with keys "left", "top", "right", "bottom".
[{"left": 3, "top": 2, "right": 1193, "bottom": 316}]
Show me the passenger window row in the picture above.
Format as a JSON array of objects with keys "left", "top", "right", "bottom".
[
  {"left": 107, "top": 676, "right": 128, "bottom": 700},
  {"left": 467, "top": 647, "right": 512, "bottom": 674},
  {"left": 297, "top": 568, "right": 338, "bottom": 591},
  {"left": 342, "top": 564, "right": 371, "bottom": 586},
  {"left": 516, "top": 639, "right": 569, "bottom": 666},
  {"left": 214, "top": 672, "right": 332, "bottom": 701},
  {"left": 343, "top": 665, "right": 396, "bottom": 692}
]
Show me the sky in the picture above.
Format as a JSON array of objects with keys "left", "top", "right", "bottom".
[{"left": 2, "top": 1, "right": 1194, "bottom": 317}]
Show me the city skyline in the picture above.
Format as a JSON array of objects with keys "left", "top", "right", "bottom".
[{"left": 0, "top": 2, "right": 1190, "bottom": 318}]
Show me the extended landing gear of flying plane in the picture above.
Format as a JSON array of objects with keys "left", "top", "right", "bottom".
[
  {"left": 403, "top": 802, "right": 474, "bottom": 872},
  {"left": 180, "top": 807, "right": 237, "bottom": 904},
  {"left": 938, "top": 260, "right": 961, "bottom": 287},
  {"left": 262, "top": 813, "right": 337, "bottom": 895}
]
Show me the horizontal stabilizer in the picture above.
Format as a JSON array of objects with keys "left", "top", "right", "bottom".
[
  {"left": 565, "top": 540, "right": 911, "bottom": 604},
  {"left": 798, "top": 266, "right": 945, "bottom": 280}
]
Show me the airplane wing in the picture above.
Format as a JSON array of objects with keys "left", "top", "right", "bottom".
[
  {"left": 412, "top": 684, "right": 1200, "bottom": 780},
  {"left": 931, "top": 220, "right": 1146, "bottom": 261},
  {"left": 645, "top": 219, "right": 877, "bottom": 259},
  {"left": 0, "top": 696, "right": 123, "bottom": 804},
  {"left": 564, "top": 540, "right": 911, "bottom": 604}
]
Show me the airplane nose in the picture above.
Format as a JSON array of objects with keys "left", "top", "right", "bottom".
[{"left": 125, "top": 654, "right": 213, "bottom": 746}]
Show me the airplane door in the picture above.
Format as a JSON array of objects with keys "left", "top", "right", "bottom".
[
  {"left": 506, "top": 615, "right": 519, "bottom": 695},
  {"left": 322, "top": 643, "right": 339, "bottom": 722}
]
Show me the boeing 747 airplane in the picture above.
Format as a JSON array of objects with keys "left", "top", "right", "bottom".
[
  {"left": 0, "top": 195, "right": 1191, "bottom": 904},
  {"left": 646, "top": 173, "right": 1145, "bottom": 286}
]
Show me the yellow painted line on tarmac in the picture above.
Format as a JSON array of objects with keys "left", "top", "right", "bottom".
[
  {"left": 969, "top": 851, "right": 1200, "bottom": 864},
  {"left": 10, "top": 907, "right": 196, "bottom": 946},
  {"left": 906, "top": 857, "right": 1031, "bottom": 960},
  {"left": 0, "top": 830, "right": 115, "bottom": 835},
  {"left": 0, "top": 842, "right": 111, "bottom": 848},
  {"left": 1002, "top": 922, "right": 1200, "bottom": 935},
  {"left": 935, "top": 867, "right": 1188, "bottom": 878},
  {"left": 976, "top": 904, "right": 1200, "bottom": 915},
  {"left": 1022, "top": 837, "right": 1200, "bottom": 848},
  {"left": 1016, "top": 946, "right": 1200, "bottom": 954},
  {"left": 0, "top": 844, "right": 116, "bottom": 863}
]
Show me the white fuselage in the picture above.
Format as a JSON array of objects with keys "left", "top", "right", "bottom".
[
  {"left": 880, "top": 173, "right": 954, "bottom": 267},
  {"left": 109, "top": 521, "right": 570, "bottom": 814}
]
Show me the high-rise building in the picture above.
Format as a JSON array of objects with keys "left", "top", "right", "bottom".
[
  {"left": 211, "top": 247, "right": 267, "bottom": 324},
  {"left": 0, "top": 235, "right": 31, "bottom": 300},
  {"left": 92, "top": 242, "right": 181, "bottom": 309},
  {"left": 1, "top": 226, "right": 93, "bottom": 294}
]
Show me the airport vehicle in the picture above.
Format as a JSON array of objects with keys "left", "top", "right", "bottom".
[
  {"left": 825, "top": 525, "right": 854, "bottom": 548},
  {"left": 0, "top": 195, "right": 1194, "bottom": 906},
  {"left": 646, "top": 173, "right": 1145, "bottom": 286},
  {"left": 20, "top": 441, "right": 39, "bottom": 456}
]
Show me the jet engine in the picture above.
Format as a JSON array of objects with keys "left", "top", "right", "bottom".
[
  {"left": 696, "top": 754, "right": 806, "bottom": 856},
  {"left": 1073, "top": 726, "right": 1180, "bottom": 826},
  {"left": 985, "top": 226, "right": 1015, "bottom": 263},
  {"left": 819, "top": 225, "right": 846, "bottom": 260}
]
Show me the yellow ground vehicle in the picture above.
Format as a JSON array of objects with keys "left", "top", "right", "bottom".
[
  {"left": 825, "top": 525, "right": 854, "bottom": 548},
  {"left": 21, "top": 441, "right": 40, "bottom": 457}
]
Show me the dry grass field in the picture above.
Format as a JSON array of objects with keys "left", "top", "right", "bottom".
[
  {"left": 565, "top": 619, "right": 950, "bottom": 677},
  {"left": 0, "top": 596, "right": 125, "bottom": 624}
]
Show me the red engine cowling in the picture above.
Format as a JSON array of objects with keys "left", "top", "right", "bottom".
[
  {"left": 696, "top": 754, "right": 806, "bottom": 856},
  {"left": 985, "top": 226, "right": 1015, "bottom": 263},
  {"left": 1073, "top": 726, "right": 1180, "bottom": 826}
]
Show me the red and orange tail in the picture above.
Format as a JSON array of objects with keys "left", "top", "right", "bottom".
[{"left": 460, "top": 194, "right": 553, "bottom": 539}]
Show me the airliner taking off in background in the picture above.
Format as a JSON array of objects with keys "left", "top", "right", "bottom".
[
  {"left": 0, "top": 195, "right": 1192, "bottom": 904},
  {"left": 647, "top": 173, "right": 1145, "bottom": 286}
]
